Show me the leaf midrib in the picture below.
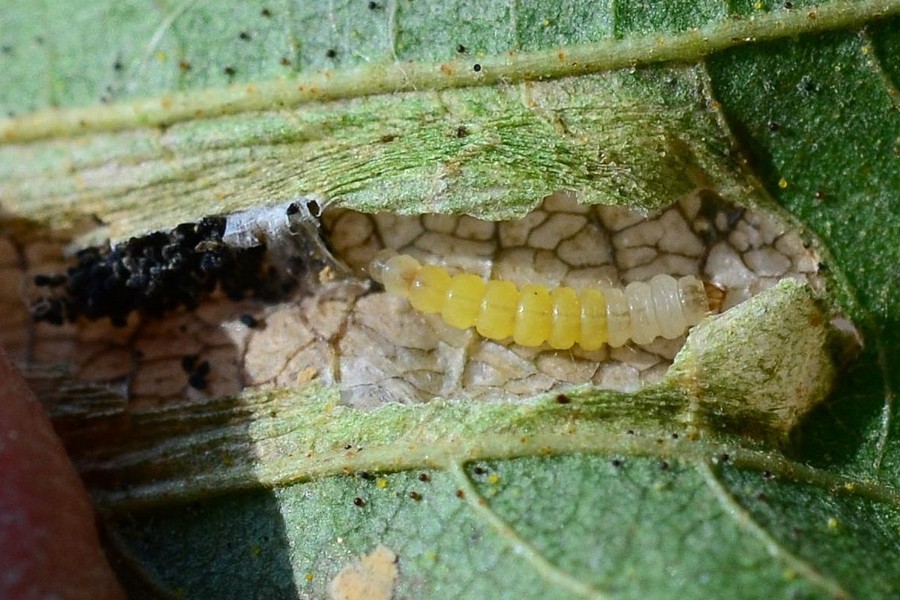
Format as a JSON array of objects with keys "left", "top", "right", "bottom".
[
  {"left": 90, "top": 413, "right": 900, "bottom": 510},
  {"left": 2, "top": 0, "right": 898, "bottom": 144}
]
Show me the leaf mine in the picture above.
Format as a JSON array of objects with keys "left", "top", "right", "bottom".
[
  {"left": 321, "top": 189, "right": 828, "bottom": 407},
  {"left": 0, "top": 188, "right": 840, "bottom": 436},
  {"left": 0, "top": 129, "right": 859, "bottom": 537}
]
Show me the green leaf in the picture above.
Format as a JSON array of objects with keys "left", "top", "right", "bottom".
[{"left": 2, "top": 1, "right": 899, "bottom": 599}]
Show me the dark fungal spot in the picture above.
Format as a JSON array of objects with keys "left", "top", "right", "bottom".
[
  {"left": 455, "top": 489, "right": 465, "bottom": 498},
  {"left": 195, "top": 360, "right": 211, "bottom": 378},
  {"left": 783, "top": 1, "right": 793, "bottom": 8},
  {"left": 353, "top": 497, "right": 366, "bottom": 507},
  {"left": 113, "top": 59, "right": 123, "bottom": 71},
  {"left": 456, "top": 44, "right": 466, "bottom": 54},
  {"left": 611, "top": 459, "right": 622, "bottom": 468},
  {"left": 261, "top": 7, "right": 272, "bottom": 17},
  {"left": 626, "top": 429, "right": 635, "bottom": 435},
  {"left": 343, "top": 444, "right": 352, "bottom": 450},
  {"left": 409, "top": 491, "right": 421, "bottom": 501},
  {"left": 30, "top": 297, "right": 67, "bottom": 325},
  {"left": 1, "top": 45, "right": 13, "bottom": 55},
  {"left": 280, "top": 57, "right": 291, "bottom": 66},
  {"left": 239, "top": 31, "right": 252, "bottom": 41},
  {"left": 33, "top": 274, "right": 67, "bottom": 288},
  {"left": 368, "top": 1, "right": 382, "bottom": 9},
  {"left": 798, "top": 76, "right": 818, "bottom": 94},
  {"left": 239, "top": 313, "right": 260, "bottom": 328},
  {"left": 224, "top": 66, "right": 236, "bottom": 77},
  {"left": 659, "top": 461, "right": 669, "bottom": 471},
  {"left": 418, "top": 473, "right": 430, "bottom": 482},
  {"left": 719, "top": 453, "right": 730, "bottom": 463},
  {"left": 815, "top": 190, "right": 826, "bottom": 201},
  {"left": 30, "top": 216, "right": 296, "bottom": 326},
  {"left": 472, "top": 466, "right": 486, "bottom": 476},
  {"left": 184, "top": 358, "right": 211, "bottom": 390},
  {"left": 325, "top": 48, "right": 337, "bottom": 59},
  {"left": 762, "top": 470, "right": 773, "bottom": 479},
  {"left": 379, "top": 133, "right": 398, "bottom": 143},
  {"left": 472, "top": 63, "right": 481, "bottom": 72},
  {"left": 455, "top": 126, "right": 469, "bottom": 138},
  {"left": 181, "top": 355, "right": 198, "bottom": 373},
  {"left": 767, "top": 121, "right": 780, "bottom": 132},
  {"left": 179, "top": 60, "right": 192, "bottom": 72},
  {"left": 555, "top": 394, "right": 570, "bottom": 404},
  {"left": 356, "top": 471, "right": 374, "bottom": 480},
  {"left": 188, "top": 371, "right": 209, "bottom": 391},
  {"left": 671, "top": 433, "right": 679, "bottom": 439}
]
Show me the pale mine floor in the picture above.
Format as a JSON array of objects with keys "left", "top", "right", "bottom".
[{"left": 0, "top": 190, "right": 820, "bottom": 410}]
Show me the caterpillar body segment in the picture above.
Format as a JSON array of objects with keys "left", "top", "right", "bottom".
[
  {"left": 578, "top": 288, "right": 608, "bottom": 351},
  {"left": 369, "top": 250, "right": 715, "bottom": 350},
  {"left": 603, "top": 287, "right": 631, "bottom": 348},
  {"left": 477, "top": 279, "right": 518, "bottom": 340}
]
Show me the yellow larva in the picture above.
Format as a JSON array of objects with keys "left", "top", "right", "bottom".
[{"left": 369, "top": 250, "right": 719, "bottom": 350}]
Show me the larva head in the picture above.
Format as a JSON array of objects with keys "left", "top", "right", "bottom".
[
  {"left": 704, "top": 282, "right": 726, "bottom": 314},
  {"left": 368, "top": 248, "right": 398, "bottom": 284},
  {"left": 368, "top": 250, "right": 422, "bottom": 296}
]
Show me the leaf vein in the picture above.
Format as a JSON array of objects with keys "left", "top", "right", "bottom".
[
  {"left": 448, "top": 460, "right": 607, "bottom": 600},
  {"left": 698, "top": 462, "right": 852, "bottom": 600},
  {"left": 4, "top": 0, "right": 900, "bottom": 143}
]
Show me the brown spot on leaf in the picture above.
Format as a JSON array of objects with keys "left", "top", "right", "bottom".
[{"left": 328, "top": 544, "right": 398, "bottom": 600}]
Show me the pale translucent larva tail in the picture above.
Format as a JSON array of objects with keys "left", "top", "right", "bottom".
[{"left": 369, "top": 252, "right": 716, "bottom": 350}]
